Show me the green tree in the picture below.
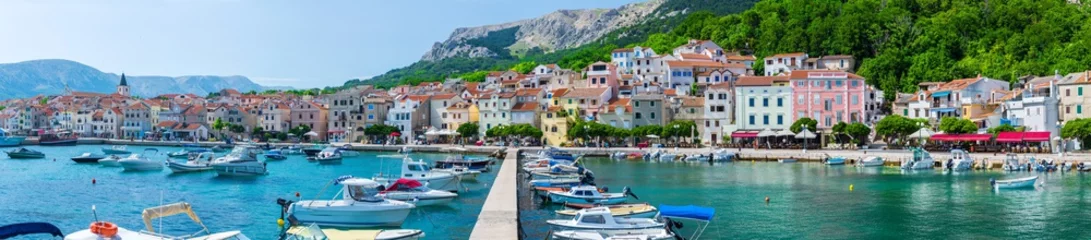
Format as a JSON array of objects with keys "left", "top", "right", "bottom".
[
  {"left": 831, "top": 122, "right": 849, "bottom": 143},
  {"left": 1062, "top": 118, "right": 1091, "bottom": 144},
  {"left": 875, "top": 115, "right": 923, "bottom": 143},
  {"left": 457, "top": 122, "right": 480, "bottom": 138},
  {"left": 790, "top": 118, "right": 818, "bottom": 133},
  {"left": 986, "top": 124, "right": 1019, "bottom": 136},
  {"left": 938, "top": 117, "right": 978, "bottom": 134},
  {"left": 510, "top": 61, "right": 539, "bottom": 74},
  {"left": 845, "top": 123, "right": 871, "bottom": 145},
  {"left": 211, "top": 118, "right": 226, "bottom": 140}
]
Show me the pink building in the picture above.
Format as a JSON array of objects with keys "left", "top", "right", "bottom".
[
  {"left": 586, "top": 62, "right": 619, "bottom": 98},
  {"left": 790, "top": 70, "right": 868, "bottom": 129}
]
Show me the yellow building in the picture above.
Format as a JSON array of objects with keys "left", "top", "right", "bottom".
[
  {"left": 541, "top": 88, "right": 571, "bottom": 146},
  {"left": 468, "top": 104, "right": 480, "bottom": 122}
]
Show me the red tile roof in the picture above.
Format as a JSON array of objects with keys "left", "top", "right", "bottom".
[
  {"left": 432, "top": 93, "right": 458, "bottom": 100},
  {"left": 679, "top": 53, "right": 712, "bottom": 60},
  {"left": 511, "top": 102, "right": 539, "bottom": 111},
  {"left": 562, "top": 88, "right": 608, "bottom": 98},
  {"left": 515, "top": 88, "right": 543, "bottom": 96}
]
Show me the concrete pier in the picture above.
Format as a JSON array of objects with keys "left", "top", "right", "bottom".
[{"left": 469, "top": 148, "right": 520, "bottom": 240}]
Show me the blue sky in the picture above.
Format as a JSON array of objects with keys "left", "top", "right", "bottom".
[{"left": 0, "top": 0, "right": 640, "bottom": 88}]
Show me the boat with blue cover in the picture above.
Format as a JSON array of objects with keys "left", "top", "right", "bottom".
[{"left": 0, "top": 128, "right": 25, "bottom": 147}]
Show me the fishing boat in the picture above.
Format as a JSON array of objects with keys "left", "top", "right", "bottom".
[
  {"left": 546, "top": 207, "right": 663, "bottom": 230},
  {"left": 0, "top": 128, "right": 26, "bottom": 147},
  {"left": 946, "top": 149, "right": 972, "bottom": 171},
  {"left": 167, "top": 152, "right": 216, "bottom": 173},
  {"left": 98, "top": 155, "right": 123, "bottom": 167},
  {"left": 0, "top": 222, "right": 63, "bottom": 239},
  {"left": 857, "top": 156, "right": 884, "bottom": 167},
  {"left": 315, "top": 147, "right": 343, "bottom": 164},
  {"left": 547, "top": 185, "right": 636, "bottom": 205},
  {"left": 824, "top": 156, "right": 846, "bottom": 165},
  {"left": 433, "top": 165, "right": 481, "bottom": 180},
  {"left": 556, "top": 203, "right": 658, "bottom": 219},
  {"left": 551, "top": 229, "right": 676, "bottom": 240},
  {"left": 264, "top": 149, "right": 288, "bottom": 161},
  {"left": 6, "top": 147, "right": 44, "bottom": 159},
  {"left": 281, "top": 177, "right": 416, "bottom": 227},
  {"left": 991, "top": 176, "right": 1038, "bottom": 190},
  {"left": 902, "top": 147, "right": 936, "bottom": 170},
  {"left": 283, "top": 223, "right": 423, "bottom": 240},
  {"left": 64, "top": 202, "right": 250, "bottom": 240},
  {"left": 118, "top": 149, "right": 164, "bottom": 171},
  {"left": 377, "top": 178, "right": 458, "bottom": 206},
  {"left": 374, "top": 157, "right": 461, "bottom": 192},
  {"left": 38, "top": 130, "right": 77, "bottom": 146},
  {"left": 71, "top": 152, "right": 106, "bottom": 163},
  {"left": 211, "top": 145, "right": 267, "bottom": 177},
  {"left": 1002, "top": 153, "right": 1027, "bottom": 171},
  {"left": 101, "top": 145, "right": 131, "bottom": 155}
]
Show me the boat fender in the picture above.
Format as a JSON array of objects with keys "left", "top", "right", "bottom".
[
  {"left": 92, "top": 178, "right": 96, "bottom": 185},
  {"left": 765, "top": 196, "right": 770, "bottom": 203},
  {"left": 849, "top": 184, "right": 854, "bottom": 192},
  {"left": 89, "top": 221, "right": 117, "bottom": 238}
]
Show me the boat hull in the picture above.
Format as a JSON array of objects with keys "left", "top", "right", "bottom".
[
  {"left": 316, "top": 157, "right": 342, "bottom": 164},
  {"left": 119, "top": 160, "right": 164, "bottom": 171},
  {"left": 6, "top": 153, "right": 44, "bottom": 159},
  {"left": 995, "top": 176, "right": 1037, "bottom": 189},
  {"left": 167, "top": 161, "right": 212, "bottom": 173},
  {"left": 212, "top": 164, "right": 267, "bottom": 176},
  {"left": 0, "top": 137, "right": 25, "bottom": 147},
  {"left": 303, "top": 149, "right": 322, "bottom": 157},
  {"left": 381, "top": 192, "right": 457, "bottom": 206},
  {"left": 98, "top": 159, "right": 121, "bottom": 167},
  {"left": 288, "top": 203, "right": 413, "bottom": 227},
  {"left": 376, "top": 175, "right": 460, "bottom": 192},
  {"left": 435, "top": 159, "right": 492, "bottom": 171},
  {"left": 71, "top": 157, "right": 104, "bottom": 163},
  {"left": 101, "top": 149, "right": 131, "bottom": 155},
  {"left": 548, "top": 193, "right": 627, "bottom": 205},
  {"left": 39, "top": 139, "right": 77, "bottom": 146}
]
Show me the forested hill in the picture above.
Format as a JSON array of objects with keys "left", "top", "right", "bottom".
[{"left": 351, "top": 0, "right": 1091, "bottom": 102}]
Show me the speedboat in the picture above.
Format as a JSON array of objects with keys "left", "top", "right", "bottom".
[
  {"left": 0, "top": 222, "right": 63, "bottom": 239},
  {"left": 64, "top": 202, "right": 250, "bottom": 240},
  {"left": 435, "top": 152, "right": 492, "bottom": 171},
  {"left": 551, "top": 229, "right": 676, "bottom": 240},
  {"left": 547, "top": 185, "right": 636, "bottom": 205},
  {"left": 556, "top": 203, "right": 658, "bottom": 219},
  {"left": 523, "top": 159, "right": 576, "bottom": 173},
  {"left": 0, "top": 128, "right": 25, "bottom": 147},
  {"left": 712, "top": 149, "right": 735, "bottom": 161},
  {"left": 264, "top": 150, "right": 288, "bottom": 161},
  {"left": 1002, "top": 153, "right": 1027, "bottom": 171},
  {"left": 101, "top": 145, "right": 131, "bottom": 155},
  {"left": 902, "top": 147, "right": 935, "bottom": 170},
  {"left": 281, "top": 177, "right": 415, "bottom": 227},
  {"left": 433, "top": 165, "right": 481, "bottom": 180},
  {"left": 377, "top": 178, "right": 458, "bottom": 206},
  {"left": 337, "top": 146, "right": 360, "bottom": 157},
  {"left": 211, "top": 145, "right": 267, "bottom": 176},
  {"left": 71, "top": 152, "right": 106, "bottom": 163},
  {"left": 544, "top": 147, "right": 578, "bottom": 161},
  {"left": 946, "top": 149, "right": 972, "bottom": 171},
  {"left": 991, "top": 176, "right": 1038, "bottom": 190},
  {"left": 857, "top": 156, "right": 884, "bottom": 167},
  {"left": 302, "top": 145, "right": 325, "bottom": 157},
  {"left": 283, "top": 223, "right": 423, "bottom": 240},
  {"left": 546, "top": 207, "right": 663, "bottom": 230},
  {"left": 6, "top": 147, "right": 44, "bottom": 159},
  {"left": 1078, "top": 162, "right": 1091, "bottom": 172},
  {"left": 283, "top": 145, "right": 304, "bottom": 155},
  {"left": 167, "top": 152, "right": 215, "bottom": 173},
  {"left": 98, "top": 155, "right": 123, "bottom": 167},
  {"left": 554, "top": 205, "right": 715, "bottom": 240},
  {"left": 118, "top": 149, "right": 164, "bottom": 171},
  {"left": 167, "top": 148, "right": 209, "bottom": 158},
  {"left": 315, "top": 147, "right": 343, "bottom": 164},
  {"left": 374, "top": 157, "right": 461, "bottom": 192},
  {"left": 824, "top": 156, "right": 846, "bottom": 165}
]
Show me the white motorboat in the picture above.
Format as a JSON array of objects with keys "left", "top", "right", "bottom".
[
  {"left": 315, "top": 147, "right": 343, "bottom": 164},
  {"left": 1002, "top": 153, "right": 1027, "bottom": 171},
  {"left": 556, "top": 203, "right": 659, "bottom": 219},
  {"left": 284, "top": 177, "right": 415, "bottom": 227},
  {"left": 551, "top": 229, "right": 676, "bottom": 240},
  {"left": 546, "top": 207, "right": 663, "bottom": 231},
  {"left": 657, "top": 152, "right": 677, "bottom": 162},
  {"left": 991, "top": 176, "right": 1038, "bottom": 190},
  {"left": 337, "top": 146, "right": 360, "bottom": 157},
  {"left": 98, "top": 155, "right": 124, "bottom": 167},
  {"left": 64, "top": 202, "right": 250, "bottom": 240},
  {"left": 1078, "top": 162, "right": 1091, "bottom": 172},
  {"left": 374, "top": 157, "right": 461, "bottom": 192},
  {"left": 284, "top": 223, "right": 423, "bottom": 240},
  {"left": 101, "top": 145, "right": 131, "bottom": 155},
  {"left": 167, "top": 152, "right": 216, "bottom": 173},
  {"left": 118, "top": 149, "right": 164, "bottom": 171},
  {"left": 712, "top": 149, "right": 735, "bottom": 161},
  {"left": 901, "top": 147, "right": 935, "bottom": 170},
  {"left": 71, "top": 152, "right": 106, "bottom": 163},
  {"left": 211, "top": 145, "right": 267, "bottom": 177},
  {"left": 547, "top": 185, "right": 635, "bottom": 205},
  {"left": 857, "top": 156, "right": 884, "bottom": 167},
  {"left": 433, "top": 165, "right": 480, "bottom": 180},
  {"left": 946, "top": 149, "right": 973, "bottom": 171},
  {"left": 378, "top": 178, "right": 458, "bottom": 206}
]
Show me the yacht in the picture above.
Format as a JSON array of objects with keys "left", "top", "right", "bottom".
[
  {"left": 118, "top": 149, "right": 164, "bottom": 171},
  {"left": 283, "top": 177, "right": 416, "bottom": 227},
  {"left": 101, "top": 145, "right": 131, "bottom": 155},
  {"left": 946, "top": 149, "right": 973, "bottom": 171},
  {"left": 0, "top": 128, "right": 25, "bottom": 147},
  {"left": 377, "top": 178, "right": 458, "bottom": 206},
  {"left": 902, "top": 147, "right": 936, "bottom": 170},
  {"left": 167, "top": 152, "right": 216, "bottom": 173},
  {"left": 547, "top": 185, "right": 635, "bottom": 205},
  {"left": 64, "top": 202, "right": 250, "bottom": 240},
  {"left": 374, "top": 157, "right": 461, "bottom": 192},
  {"left": 211, "top": 145, "right": 268, "bottom": 176},
  {"left": 546, "top": 207, "right": 663, "bottom": 231}
]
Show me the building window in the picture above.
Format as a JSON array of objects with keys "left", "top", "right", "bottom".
[
  {"left": 1080, "top": 105, "right": 1084, "bottom": 114},
  {"left": 635, "top": 113, "right": 642, "bottom": 119},
  {"left": 903, "top": 109, "right": 909, "bottom": 116},
  {"left": 1081, "top": 87, "right": 1084, "bottom": 96},
  {"left": 777, "top": 115, "right": 783, "bottom": 125},
  {"left": 798, "top": 95, "right": 804, "bottom": 104},
  {"left": 650, "top": 112, "right": 656, "bottom": 119},
  {"left": 762, "top": 98, "right": 769, "bottom": 107},
  {"left": 749, "top": 115, "right": 755, "bottom": 125},
  {"left": 749, "top": 98, "right": 755, "bottom": 107},
  {"left": 635, "top": 101, "right": 640, "bottom": 107}
]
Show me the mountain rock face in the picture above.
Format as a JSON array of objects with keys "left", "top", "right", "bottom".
[
  {"left": 421, "top": 0, "right": 665, "bottom": 61},
  {"left": 0, "top": 59, "right": 282, "bottom": 99}
]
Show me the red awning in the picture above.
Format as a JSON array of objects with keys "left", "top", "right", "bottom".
[
  {"left": 931, "top": 134, "right": 954, "bottom": 141},
  {"left": 995, "top": 132, "right": 1023, "bottom": 143},
  {"left": 328, "top": 129, "right": 345, "bottom": 133},
  {"left": 957, "top": 134, "right": 992, "bottom": 141},
  {"left": 390, "top": 132, "right": 401, "bottom": 137},
  {"left": 731, "top": 131, "right": 758, "bottom": 138},
  {"left": 1023, "top": 131, "right": 1051, "bottom": 142}
]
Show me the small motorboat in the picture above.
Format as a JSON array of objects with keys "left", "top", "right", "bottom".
[
  {"left": 1002, "top": 153, "right": 1027, "bottom": 171},
  {"left": 118, "top": 149, "right": 164, "bottom": 171},
  {"left": 167, "top": 148, "right": 209, "bottom": 158},
  {"left": 64, "top": 202, "right": 250, "bottom": 240},
  {"left": 0, "top": 129, "right": 26, "bottom": 147},
  {"left": 101, "top": 145, "right": 131, "bottom": 155},
  {"left": 1033, "top": 158, "right": 1058, "bottom": 172},
  {"left": 610, "top": 152, "right": 627, "bottom": 160},
  {"left": 71, "top": 152, "right": 106, "bottom": 163},
  {"left": 265, "top": 150, "right": 288, "bottom": 161},
  {"left": 991, "top": 176, "right": 1038, "bottom": 190},
  {"left": 902, "top": 147, "right": 936, "bottom": 170},
  {"left": 377, "top": 178, "right": 458, "bottom": 206},
  {"left": 98, "top": 155, "right": 123, "bottom": 167},
  {"left": 167, "top": 152, "right": 215, "bottom": 173},
  {"left": 547, "top": 185, "right": 636, "bottom": 205},
  {"left": 433, "top": 165, "right": 481, "bottom": 180},
  {"left": 546, "top": 207, "right": 663, "bottom": 230},
  {"left": 211, "top": 145, "right": 268, "bottom": 177},
  {"left": 778, "top": 158, "right": 797, "bottom": 163},
  {"left": 556, "top": 203, "right": 658, "bottom": 219},
  {"left": 337, "top": 146, "right": 360, "bottom": 157},
  {"left": 824, "top": 156, "right": 846, "bottom": 165},
  {"left": 658, "top": 152, "right": 677, "bottom": 162},
  {"left": 1078, "top": 162, "right": 1091, "bottom": 172},
  {"left": 857, "top": 156, "right": 884, "bottom": 167},
  {"left": 282, "top": 177, "right": 416, "bottom": 227},
  {"left": 551, "top": 229, "right": 676, "bottom": 240},
  {"left": 554, "top": 205, "right": 713, "bottom": 240},
  {"left": 530, "top": 177, "right": 583, "bottom": 188},
  {"left": 374, "top": 157, "right": 461, "bottom": 192},
  {"left": 399, "top": 146, "right": 413, "bottom": 154},
  {"left": 6, "top": 147, "right": 44, "bottom": 159},
  {"left": 946, "top": 149, "right": 972, "bottom": 171},
  {"left": 315, "top": 147, "right": 343, "bottom": 164},
  {"left": 0, "top": 222, "right": 63, "bottom": 239},
  {"left": 283, "top": 223, "right": 424, "bottom": 240},
  {"left": 302, "top": 145, "right": 325, "bottom": 157},
  {"left": 283, "top": 145, "right": 304, "bottom": 155},
  {"left": 435, "top": 156, "right": 492, "bottom": 172}
]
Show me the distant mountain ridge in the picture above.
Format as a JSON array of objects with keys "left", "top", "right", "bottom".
[{"left": 0, "top": 59, "right": 287, "bottom": 99}]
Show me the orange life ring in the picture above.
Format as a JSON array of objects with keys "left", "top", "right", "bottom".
[{"left": 90, "top": 221, "right": 118, "bottom": 237}]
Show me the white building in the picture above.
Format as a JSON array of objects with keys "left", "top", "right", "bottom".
[{"left": 763, "top": 52, "right": 808, "bottom": 76}]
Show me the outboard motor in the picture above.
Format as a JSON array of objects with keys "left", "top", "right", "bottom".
[
  {"left": 623, "top": 187, "right": 639, "bottom": 200},
  {"left": 662, "top": 217, "right": 685, "bottom": 240}
]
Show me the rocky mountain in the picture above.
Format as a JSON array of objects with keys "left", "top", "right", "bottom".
[
  {"left": 0, "top": 59, "right": 284, "bottom": 99},
  {"left": 421, "top": 0, "right": 666, "bottom": 61}
]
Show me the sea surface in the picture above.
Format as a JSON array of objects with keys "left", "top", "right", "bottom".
[
  {"left": 0, "top": 144, "right": 497, "bottom": 240},
  {"left": 520, "top": 157, "right": 1091, "bottom": 239}
]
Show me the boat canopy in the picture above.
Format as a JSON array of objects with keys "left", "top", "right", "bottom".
[
  {"left": 383, "top": 178, "right": 424, "bottom": 192},
  {"left": 658, "top": 205, "right": 715, "bottom": 221},
  {"left": 337, "top": 177, "right": 381, "bottom": 188},
  {"left": 142, "top": 202, "right": 203, "bottom": 232},
  {"left": 0, "top": 222, "right": 63, "bottom": 239}
]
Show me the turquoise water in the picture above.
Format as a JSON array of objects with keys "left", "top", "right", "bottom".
[
  {"left": 0, "top": 144, "right": 497, "bottom": 239},
  {"left": 520, "top": 157, "right": 1091, "bottom": 239}
]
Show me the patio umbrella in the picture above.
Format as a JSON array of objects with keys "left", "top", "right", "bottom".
[
  {"left": 646, "top": 135, "right": 660, "bottom": 139},
  {"left": 776, "top": 129, "right": 795, "bottom": 137},
  {"left": 756, "top": 128, "right": 776, "bottom": 137},
  {"left": 304, "top": 131, "right": 319, "bottom": 137},
  {"left": 795, "top": 129, "right": 817, "bottom": 139},
  {"left": 390, "top": 132, "right": 401, "bottom": 137},
  {"left": 909, "top": 128, "right": 934, "bottom": 139}
]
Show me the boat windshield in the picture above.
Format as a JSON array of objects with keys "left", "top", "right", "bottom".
[
  {"left": 346, "top": 185, "right": 382, "bottom": 202},
  {"left": 407, "top": 163, "right": 430, "bottom": 172}
]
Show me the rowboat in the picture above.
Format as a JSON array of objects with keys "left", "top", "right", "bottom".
[
  {"left": 556, "top": 203, "right": 658, "bottom": 219},
  {"left": 991, "top": 176, "right": 1037, "bottom": 190}
]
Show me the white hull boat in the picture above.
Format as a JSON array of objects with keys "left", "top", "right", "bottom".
[
  {"left": 315, "top": 147, "right": 343, "bottom": 164},
  {"left": 946, "top": 149, "right": 972, "bottom": 171},
  {"left": 374, "top": 157, "right": 461, "bottom": 192},
  {"left": 552, "top": 229, "right": 676, "bottom": 240},
  {"left": 167, "top": 152, "right": 215, "bottom": 173},
  {"left": 992, "top": 176, "right": 1038, "bottom": 190},
  {"left": 1002, "top": 153, "right": 1027, "bottom": 171},
  {"left": 285, "top": 224, "right": 423, "bottom": 240},
  {"left": 64, "top": 202, "right": 250, "bottom": 240},
  {"left": 434, "top": 166, "right": 480, "bottom": 180},
  {"left": 118, "top": 149, "right": 164, "bottom": 172},
  {"left": 548, "top": 186, "right": 634, "bottom": 205},
  {"left": 101, "top": 145, "right": 131, "bottom": 155},
  {"left": 285, "top": 177, "right": 415, "bottom": 227},
  {"left": 658, "top": 153, "right": 677, "bottom": 162},
  {"left": 377, "top": 178, "right": 458, "bottom": 206},
  {"left": 902, "top": 148, "right": 936, "bottom": 170},
  {"left": 212, "top": 145, "right": 267, "bottom": 176},
  {"left": 98, "top": 155, "right": 123, "bottom": 167},
  {"left": 857, "top": 156, "right": 884, "bottom": 167},
  {"left": 547, "top": 207, "right": 663, "bottom": 231}
]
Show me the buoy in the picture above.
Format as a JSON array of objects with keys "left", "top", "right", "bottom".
[
  {"left": 764, "top": 196, "right": 770, "bottom": 203},
  {"left": 849, "top": 184, "right": 854, "bottom": 191},
  {"left": 92, "top": 178, "right": 96, "bottom": 185},
  {"left": 295, "top": 192, "right": 300, "bottom": 198},
  {"left": 277, "top": 218, "right": 285, "bottom": 226}
]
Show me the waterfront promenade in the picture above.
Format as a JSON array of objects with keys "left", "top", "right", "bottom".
[{"left": 468, "top": 149, "right": 520, "bottom": 240}]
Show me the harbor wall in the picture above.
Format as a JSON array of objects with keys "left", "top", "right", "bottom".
[{"left": 469, "top": 148, "right": 521, "bottom": 240}]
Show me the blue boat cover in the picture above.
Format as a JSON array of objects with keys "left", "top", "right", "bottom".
[
  {"left": 658, "top": 205, "right": 715, "bottom": 221},
  {"left": 0, "top": 222, "right": 63, "bottom": 239}
]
